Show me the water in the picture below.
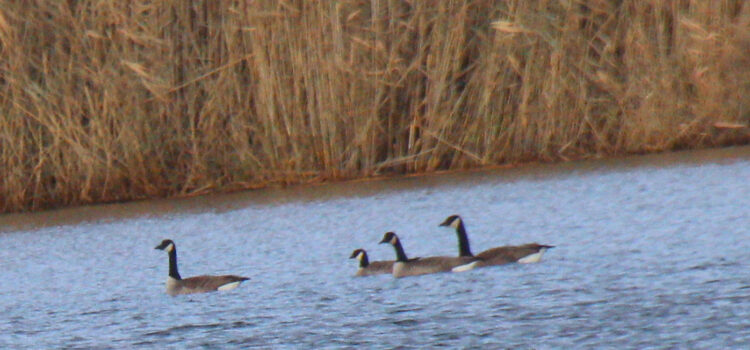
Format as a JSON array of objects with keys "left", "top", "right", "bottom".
[{"left": 1, "top": 147, "right": 749, "bottom": 348}]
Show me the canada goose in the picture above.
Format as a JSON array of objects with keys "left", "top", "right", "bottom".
[
  {"left": 349, "top": 249, "right": 393, "bottom": 276},
  {"left": 378, "top": 232, "right": 478, "bottom": 278},
  {"left": 154, "top": 239, "right": 249, "bottom": 296},
  {"left": 439, "top": 215, "right": 554, "bottom": 267}
]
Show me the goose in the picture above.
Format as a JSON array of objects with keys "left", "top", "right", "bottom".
[
  {"left": 378, "top": 232, "right": 478, "bottom": 278},
  {"left": 154, "top": 239, "right": 249, "bottom": 296},
  {"left": 349, "top": 249, "right": 393, "bottom": 276},
  {"left": 439, "top": 215, "right": 554, "bottom": 267}
]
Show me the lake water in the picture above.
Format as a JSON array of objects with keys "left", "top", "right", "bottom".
[{"left": 1, "top": 146, "right": 749, "bottom": 348}]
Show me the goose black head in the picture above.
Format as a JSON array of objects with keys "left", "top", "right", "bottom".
[
  {"left": 155, "top": 239, "right": 175, "bottom": 252},
  {"left": 349, "top": 249, "right": 367, "bottom": 260},
  {"left": 439, "top": 215, "right": 462, "bottom": 228},
  {"left": 379, "top": 232, "right": 398, "bottom": 245}
]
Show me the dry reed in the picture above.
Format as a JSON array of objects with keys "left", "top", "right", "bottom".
[{"left": 1, "top": 0, "right": 749, "bottom": 213}]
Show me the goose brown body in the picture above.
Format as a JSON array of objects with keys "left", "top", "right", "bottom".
[
  {"left": 379, "top": 232, "right": 477, "bottom": 278},
  {"left": 350, "top": 249, "right": 394, "bottom": 276},
  {"left": 440, "top": 215, "right": 554, "bottom": 268},
  {"left": 355, "top": 260, "right": 394, "bottom": 277},
  {"left": 165, "top": 274, "right": 249, "bottom": 296},
  {"left": 474, "top": 243, "right": 554, "bottom": 266},
  {"left": 155, "top": 239, "right": 249, "bottom": 296}
]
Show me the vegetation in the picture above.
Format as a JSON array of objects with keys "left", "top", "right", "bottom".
[{"left": 1, "top": 0, "right": 749, "bottom": 213}]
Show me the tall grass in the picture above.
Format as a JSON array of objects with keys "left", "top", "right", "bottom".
[{"left": 1, "top": 0, "right": 749, "bottom": 213}]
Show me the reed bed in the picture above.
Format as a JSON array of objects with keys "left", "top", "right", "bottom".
[{"left": 1, "top": 0, "right": 749, "bottom": 213}]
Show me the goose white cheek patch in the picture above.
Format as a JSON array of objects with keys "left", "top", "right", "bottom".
[{"left": 450, "top": 219, "right": 462, "bottom": 229}]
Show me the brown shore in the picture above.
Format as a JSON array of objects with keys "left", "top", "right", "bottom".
[{"left": 1, "top": 1, "right": 749, "bottom": 213}]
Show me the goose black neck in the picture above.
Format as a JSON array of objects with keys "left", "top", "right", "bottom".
[
  {"left": 456, "top": 222, "right": 474, "bottom": 257},
  {"left": 359, "top": 252, "right": 370, "bottom": 268},
  {"left": 392, "top": 240, "right": 409, "bottom": 262},
  {"left": 167, "top": 248, "right": 182, "bottom": 280}
]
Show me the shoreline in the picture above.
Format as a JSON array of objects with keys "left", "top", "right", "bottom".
[{"left": 3, "top": 144, "right": 749, "bottom": 230}]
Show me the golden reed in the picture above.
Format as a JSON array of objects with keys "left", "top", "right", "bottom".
[{"left": 1, "top": 1, "right": 749, "bottom": 212}]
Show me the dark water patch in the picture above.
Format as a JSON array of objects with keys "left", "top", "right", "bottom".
[
  {"left": 143, "top": 322, "right": 226, "bottom": 337},
  {"left": 392, "top": 318, "right": 420, "bottom": 327},
  {"left": 387, "top": 306, "right": 425, "bottom": 315},
  {"left": 79, "top": 307, "right": 122, "bottom": 316}
]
